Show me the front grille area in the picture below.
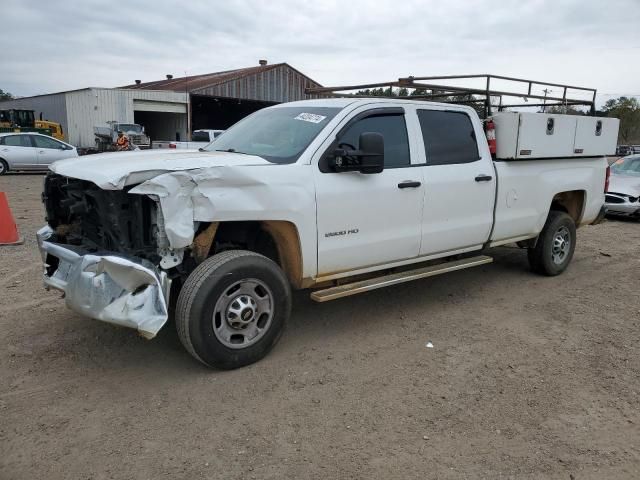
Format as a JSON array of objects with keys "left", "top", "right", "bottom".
[
  {"left": 605, "top": 193, "right": 626, "bottom": 204},
  {"left": 43, "top": 173, "right": 159, "bottom": 262},
  {"left": 606, "top": 192, "right": 640, "bottom": 204},
  {"left": 130, "top": 134, "right": 148, "bottom": 145}
]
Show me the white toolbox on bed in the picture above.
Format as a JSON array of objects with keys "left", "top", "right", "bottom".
[{"left": 492, "top": 112, "right": 619, "bottom": 160}]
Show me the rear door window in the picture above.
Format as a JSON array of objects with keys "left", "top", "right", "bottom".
[
  {"left": 2, "top": 135, "right": 32, "bottom": 147},
  {"left": 191, "top": 131, "right": 211, "bottom": 142},
  {"left": 417, "top": 110, "right": 480, "bottom": 165}
]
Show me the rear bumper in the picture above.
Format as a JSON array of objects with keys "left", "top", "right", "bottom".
[{"left": 36, "top": 226, "right": 170, "bottom": 338}]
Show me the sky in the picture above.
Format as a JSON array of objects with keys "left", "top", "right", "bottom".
[{"left": 2, "top": 0, "right": 640, "bottom": 107}]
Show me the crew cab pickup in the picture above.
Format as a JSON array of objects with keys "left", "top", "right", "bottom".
[
  {"left": 37, "top": 98, "right": 617, "bottom": 369},
  {"left": 151, "top": 129, "right": 224, "bottom": 149}
]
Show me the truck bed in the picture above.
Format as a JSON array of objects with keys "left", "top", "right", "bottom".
[{"left": 490, "top": 156, "right": 607, "bottom": 245}]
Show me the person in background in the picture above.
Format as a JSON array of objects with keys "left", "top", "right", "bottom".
[{"left": 115, "top": 130, "right": 130, "bottom": 151}]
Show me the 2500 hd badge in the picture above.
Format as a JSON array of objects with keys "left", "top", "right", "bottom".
[{"left": 325, "top": 228, "right": 359, "bottom": 238}]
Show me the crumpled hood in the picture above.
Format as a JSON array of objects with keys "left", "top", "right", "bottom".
[
  {"left": 609, "top": 174, "right": 640, "bottom": 196},
  {"left": 50, "top": 148, "right": 272, "bottom": 190}
]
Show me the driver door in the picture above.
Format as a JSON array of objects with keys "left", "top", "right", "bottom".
[
  {"left": 313, "top": 106, "right": 425, "bottom": 276},
  {"left": 31, "top": 135, "right": 72, "bottom": 166}
]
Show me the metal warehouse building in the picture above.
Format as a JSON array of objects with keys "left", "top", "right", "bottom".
[
  {"left": 0, "top": 61, "right": 322, "bottom": 148},
  {"left": 0, "top": 88, "right": 188, "bottom": 149}
]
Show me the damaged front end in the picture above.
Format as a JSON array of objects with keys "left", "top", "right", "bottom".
[
  {"left": 38, "top": 174, "right": 171, "bottom": 337},
  {"left": 605, "top": 191, "right": 640, "bottom": 218}
]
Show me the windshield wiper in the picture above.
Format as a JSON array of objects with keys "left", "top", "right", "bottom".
[{"left": 214, "top": 148, "right": 251, "bottom": 156}]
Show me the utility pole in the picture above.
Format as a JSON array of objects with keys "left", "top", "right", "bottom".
[
  {"left": 185, "top": 71, "right": 190, "bottom": 142},
  {"left": 542, "top": 88, "right": 551, "bottom": 113}
]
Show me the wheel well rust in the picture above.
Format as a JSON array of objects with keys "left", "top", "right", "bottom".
[
  {"left": 190, "top": 220, "right": 304, "bottom": 289},
  {"left": 550, "top": 190, "right": 585, "bottom": 225}
]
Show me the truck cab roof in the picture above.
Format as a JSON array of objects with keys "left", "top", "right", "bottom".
[{"left": 276, "top": 97, "right": 476, "bottom": 112}]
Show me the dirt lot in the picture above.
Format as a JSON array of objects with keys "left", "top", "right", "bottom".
[{"left": 1, "top": 173, "right": 639, "bottom": 479}]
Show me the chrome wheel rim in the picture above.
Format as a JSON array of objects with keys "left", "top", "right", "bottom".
[
  {"left": 212, "top": 279, "right": 274, "bottom": 349},
  {"left": 551, "top": 226, "right": 571, "bottom": 265},
  {"left": 0, "top": 162, "right": 5, "bottom": 174}
]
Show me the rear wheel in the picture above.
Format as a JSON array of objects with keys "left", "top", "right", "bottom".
[
  {"left": 176, "top": 250, "right": 291, "bottom": 369},
  {"left": 0, "top": 159, "right": 8, "bottom": 175},
  {"left": 528, "top": 210, "right": 576, "bottom": 276}
]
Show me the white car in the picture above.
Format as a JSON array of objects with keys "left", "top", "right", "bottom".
[
  {"left": 0, "top": 132, "right": 78, "bottom": 175},
  {"left": 605, "top": 154, "right": 640, "bottom": 218}
]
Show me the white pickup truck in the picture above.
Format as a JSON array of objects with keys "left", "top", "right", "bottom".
[
  {"left": 37, "top": 98, "right": 617, "bottom": 369},
  {"left": 151, "top": 129, "right": 224, "bottom": 150}
]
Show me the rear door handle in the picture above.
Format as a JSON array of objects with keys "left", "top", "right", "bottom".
[
  {"left": 398, "top": 180, "right": 422, "bottom": 189},
  {"left": 475, "top": 174, "right": 493, "bottom": 182}
]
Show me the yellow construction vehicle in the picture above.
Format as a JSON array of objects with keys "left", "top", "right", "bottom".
[
  {"left": 0, "top": 109, "right": 65, "bottom": 141},
  {"left": 34, "top": 119, "right": 65, "bottom": 141}
]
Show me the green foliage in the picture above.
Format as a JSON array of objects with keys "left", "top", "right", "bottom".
[
  {"left": 354, "top": 87, "right": 410, "bottom": 97},
  {"left": 353, "top": 87, "right": 485, "bottom": 116},
  {"left": 0, "top": 89, "right": 13, "bottom": 101},
  {"left": 410, "top": 88, "right": 428, "bottom": 96},
  {"left": 544, "top": 105, "right": 585, "bottom": 115},
  {"left": 602, "top": 97, "right": 640, "bottom": 143}
]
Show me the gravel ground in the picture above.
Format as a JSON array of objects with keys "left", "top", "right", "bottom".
[{"left": 1, "top": 173, "right": 639, "bottom": 479}]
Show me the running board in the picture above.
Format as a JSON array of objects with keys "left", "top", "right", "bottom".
[{"left": 310, "top": 255, "right": 493, "bottom": 303}]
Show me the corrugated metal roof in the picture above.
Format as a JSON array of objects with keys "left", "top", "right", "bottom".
[{"left": 121, "top": 63, "right": 322, "bottom": 93}]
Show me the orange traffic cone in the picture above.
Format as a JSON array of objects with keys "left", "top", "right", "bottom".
[{"left": 0, "top": 192, "right": 23, "bottom": 246}]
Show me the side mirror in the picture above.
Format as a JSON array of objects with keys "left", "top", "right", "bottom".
[
  {"left": 331, "top": 132, "right": 384, "bottom": 174},
  {"left": 358, "top": 132, "right": 384, "bottom": 174}
]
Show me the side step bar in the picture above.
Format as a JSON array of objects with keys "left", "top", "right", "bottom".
[{"left": 310, "top": 255, "right": 493, "bottom": 303}]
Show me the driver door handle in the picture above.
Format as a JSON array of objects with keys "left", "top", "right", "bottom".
[
  {"left": 398, "top": 180, "right": 421, "bottom": 189},
  {"left": 474, "top": 174, "right": 493, "bottom": 182}
]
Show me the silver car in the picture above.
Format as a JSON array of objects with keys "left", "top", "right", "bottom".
[
  {"left": 0, "top": 132, "right": 78, "bottom": 175},
  {"left": 605, "top": 155, "right": 640, "bottom": 219}
]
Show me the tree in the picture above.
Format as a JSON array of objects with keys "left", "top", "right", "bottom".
[
  {"left": 0, "top": 89, "right": 13, "bottom": 101},
  {"left": 410, "top": 88, "right": 428, "bottom": 96},
  {"left": 544, "top": 105, "right": 585, "bottom": 115},
  {"left": 601, "top": 96, "right": 640, "bottom": 144},
  {"left": 354, "top": 87, "right": 409, "bottom": 96},
  {"left": 353, "top": 87, "right": 488, "bottom": 116}
]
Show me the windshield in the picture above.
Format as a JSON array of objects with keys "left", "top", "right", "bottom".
[
  {"left": 611, "top": 155, "right": 640, "bottom": 177},
  {"left": 204, "top": 106, "right": 342, "bottom": 163},
  {"left": 118, "top": 124, "right": 142, "bottom": 133}
]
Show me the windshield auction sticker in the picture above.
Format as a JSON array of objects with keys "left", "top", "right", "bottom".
[{"left": 294, "top": 113, "right": 327, "bottom": 124}]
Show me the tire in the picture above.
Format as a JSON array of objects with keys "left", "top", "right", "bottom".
[
  {"left": 176, "top": 250, "right": 291, "bottom": 369},
  {"left": 0, "top": 159, "right": 8, "bottom": 175},
  {"left": 528, "top": 210, "right": 576, "bottom": 276}
]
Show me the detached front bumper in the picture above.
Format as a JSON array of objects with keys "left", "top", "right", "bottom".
[
  {"left": 604, "top": 201, "right": 640, "bottom": 218},
  {"left": 36, "top": 226, "right": 170, "bottom": 338},
  {"left": 605, "top": 192, "right": 640, "bottom": 218}
]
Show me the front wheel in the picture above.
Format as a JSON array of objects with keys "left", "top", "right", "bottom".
[
  {"left": 176, "top": 250, "right": 291, "bottom": 369},
  {"left": 0, "top": 159, "right": 8, "bottom": 175},
  {"left": 528, "top": 210, "right": 576, "bottom": 276}
]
